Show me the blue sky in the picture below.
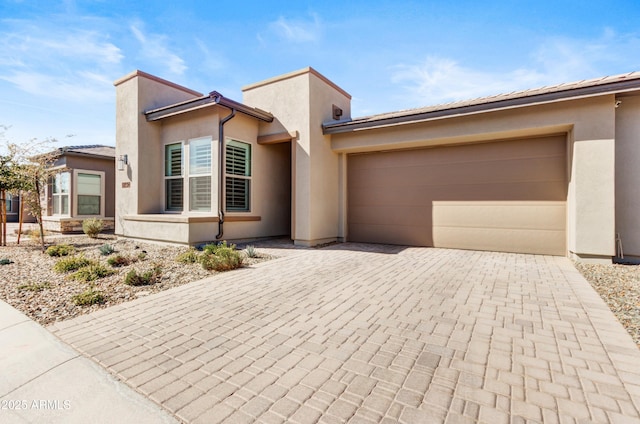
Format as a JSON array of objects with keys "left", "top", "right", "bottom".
[{"left": 2, "top": 0, "right": 640, "bottom": 147}]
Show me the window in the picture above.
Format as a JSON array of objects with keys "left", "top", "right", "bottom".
[
  {"left": 165, "top": 143, "right": 183, "bottom": 211},
  {"left": 4, "top": 193, "right": 11, "bottom": 212},
  {"left": 188, "top": 138, "right": 211, "bottom": 212},
  {"left": 52, "top": 172, "right": 70, "bottom": 215},
  {"left": 77, "top": 173, "right": 101, "bottom": 215},
  {"left": 225, "top": 140, "right": 251, "bottom": 212}
]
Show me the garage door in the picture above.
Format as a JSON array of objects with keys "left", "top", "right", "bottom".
[{"left": 347, "top": 135, "right": 567, "bottom": 255}]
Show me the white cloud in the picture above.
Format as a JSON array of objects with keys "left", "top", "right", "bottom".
[
  {"left": 390, "top": 30, "right": 640, "bottom": 107},
  {"left": 130, "top": 22, "right": 187, "bottom": 75},
  {"left": 391, "top": 57, "right": 545, "bottom": 105},
  {"left": 264, "top": 13, "right": 322, "bottom": 43},
  {"left": 1, "top": 71, "right": 115, "bottom": 102},
  {"left": 195, "top": 38, "right": 226, "bottom": 72},
  {"left": 0, "top": 20, "right": 123, "bottom": 101}
]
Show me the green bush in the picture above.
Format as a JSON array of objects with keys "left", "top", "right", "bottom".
[
  {"left": 72, "top": 287, "right": 105, "bottom": 306},
  {"left": 176, "top": 248, "right": 200, "bottom": 264},
  {"left": 69, "top": 264, "right": 115, "bottom": 282},
  {"left": 200, "top": 243, "right": 243, "bottom": 272},
  {"left": 82, "top": 218, "right": 104, "bottom": 239},
  {"left": 46, "top": 244, "right": 75, "bottom": 257},
  {"left": 202, "top": 240, "right": 236, "bottom": 255},
  {"left": 0, "top": 258, "right": 14, "bottom": 265},
  {"left": 99, "top": 244, "right": 115, "bottom": 256},
  {"left": 53, "top": 256, "right": 95, "bottom": 273},
  {"left": 124, "top": 266, "right": 161, "bottom": 286},
  {"left": 107, "top": 254, "right": 131, "bottom": 267},
  {"left": 17, "top": 282, "right": 51, "bottom": 292}
]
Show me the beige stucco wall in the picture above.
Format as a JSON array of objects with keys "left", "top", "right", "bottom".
[
  {"left": 115, "top": 71, "right": 290, "bottom": 245},
  {"left": 615, "top": 94, "right": 640, "bottom": 258},
  {"left": 331, "top": 95, "right": 617, "bottom": 260},
  {"left": 242, "top": 67, "right": 351, "bottom": 246},
  {"left": 114, "top": 71, "right": 201, "bottom": 236}
]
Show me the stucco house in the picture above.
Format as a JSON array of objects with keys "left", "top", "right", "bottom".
[
  {"left": 42, "top": 145, "right": 116, "bottom": 233},
  {"left": 114, "top": 68, "right": 640, "bottom": 263},
  {"left": 4, "top": 193, "right": 24, "bottom": 223}
]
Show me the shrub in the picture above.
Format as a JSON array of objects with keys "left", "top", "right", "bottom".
[
  {"left": 99, "top": 244, "right": 115, "bottom": 256},
  {"left": 107, "top": 254, "right": 131, "bottom": 267},
  {"left": 72, "top": 287, "right": 105, "bottom": 306},
  {"left": 245, "top": 245, "right": 258, "bottom": 258},
  {"left": 124, "top": 266, "right": 162, "bottom": 286},
  {"left": 0, "top": 258, "right": 13, "bottom": 265},
  {"left": 176, "top": 248, "right": 200, "bottom": 264},
  {"left": 17, "top": 282, "right": 51, "bottom": 292},
  {"left": 28, "top": 228, "right": 44, "bottom": 243},
  {"left": 53, "top": 256, "right": 95, "bottom": 273},
  {"left": 200, "top": 244, "right": 243, "bottom": 272},
  {"left": 82, "top": 218, "right": 104, "bottom": 239},
  {"left": 69, "top": 264, "right": 115, "bottom": 282},
  {"left": 46, "top": 244, "right": 75, "bottom": 257},
  {"left": 202, "top": 240, "right": 236, "bottom": 255}
]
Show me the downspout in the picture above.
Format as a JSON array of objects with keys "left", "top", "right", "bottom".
[{"left": 216, "top": 99, "right": 236, "bottom": 239}]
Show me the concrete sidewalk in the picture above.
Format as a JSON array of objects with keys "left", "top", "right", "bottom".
[{"left": 0, "top": 300, "right": 177, "bottom": 424}]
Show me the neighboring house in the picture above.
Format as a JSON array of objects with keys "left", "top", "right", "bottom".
[
  {"left": 114, "top": 68, "right": 640, "bottom": 263},
  {"left": 4, "top": 193, "right": 22, "bottom": 223},
  {"left": 42, "top": 145, "right": 116, "bottom": 233}
]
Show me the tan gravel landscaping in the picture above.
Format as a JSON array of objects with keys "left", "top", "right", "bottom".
[
  {"left": 0, "top": 234, "right": 272, "bottom": 325},
  {"left": 574, "top": 261, "right": 640, "bottom": 349}
]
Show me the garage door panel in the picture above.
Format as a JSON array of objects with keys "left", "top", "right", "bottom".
[
  {"left": 433, "top": 201, "right": 566, "bottom": 230},
  {"left": 351, "top": 156, "right": 566, "bottom": 189},
  {"left": 349, "top": 223, "right": 432, "bottom": 246},
  {"left": 349, "top": 181, "right": 567, "bottom": 205},
  {"left": 349, "top": 205, "right": 431, "bottom": 226},
  {"left": 347, "top": 135, "right": 567, "bottom": 255},
  {"left": 349, "top": 136, "right": 566, "bottom": 170},
  {"left": 433, "top": 227, "right": 566, "bottom": 256}
]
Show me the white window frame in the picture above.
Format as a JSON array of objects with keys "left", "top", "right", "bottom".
[
  {"left": 188, "top": 137, "right": 213, "bottom": 212},
  {"left": 51, "top": 171, "right": 71, "bottom": 217},
  {"left": 73, "top": 169, "right": 105, "bottom": 218},
  {"left": 164, "top": 137, "right": 214, "bottom": 214},
  {"left": 225, "top": 139, "right": 252, "bottom": 213}
]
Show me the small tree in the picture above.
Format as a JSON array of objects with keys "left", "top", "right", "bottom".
[
  {"left": 1, "top": 126, "right": 59, "bottom": 251},
  {"left": 0, "top": 129, "right": 26, "bottom": 246}
]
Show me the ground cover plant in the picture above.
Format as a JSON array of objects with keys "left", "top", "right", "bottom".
[
  {"left": 99, "top": 244, "right": 115, "bottom": 256},
  {"left": 107, "top": 254, "right": 132, "bottom": 267},
  {"left": 69, "top": 264, "right": 115, "bottom": 282},
  {"left": 72, "top": 286, "right": 105, "bottom": 306},
  {"left": 53, "top": 256, "right": 96, "bottom": 273},
  {"left": 124, "top": 265, "right": 162, "bottom": 286},
  {"left": 46, "top": 244, "right": 74, "bottom": 257}
]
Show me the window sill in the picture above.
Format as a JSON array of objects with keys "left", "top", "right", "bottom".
[{"left": 123, "top": 214, "right": 261, "bottom": 223}]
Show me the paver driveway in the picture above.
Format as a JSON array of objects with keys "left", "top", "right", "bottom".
[{"left": 50, "top": 244, "right": 640, "bottom": 423}]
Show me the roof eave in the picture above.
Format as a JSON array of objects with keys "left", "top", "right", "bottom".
[
  {"left": 145, "top": 92, "right": 274, "bottom": 123},
  {"left": 63, "top": 151, "right": 116, "bottom": 160},
  {"left": 323, "top": 78, "right": 640, "bottom": 134}
]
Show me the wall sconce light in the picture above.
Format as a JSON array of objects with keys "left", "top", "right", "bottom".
[{"left": 117, "top": 154, "right": 128, "bottom": 171}]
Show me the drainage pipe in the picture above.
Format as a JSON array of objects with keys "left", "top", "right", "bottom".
[{"left": 216, "top": 103, "right": 236, "bottom": 239}]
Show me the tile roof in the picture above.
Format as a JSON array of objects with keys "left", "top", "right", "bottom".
[
  {"left": 324, "top": 71, "right": 640, "bottom": 133},
  {"left": 57, "top": 145, "right": 116, "bottom": 158}
]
